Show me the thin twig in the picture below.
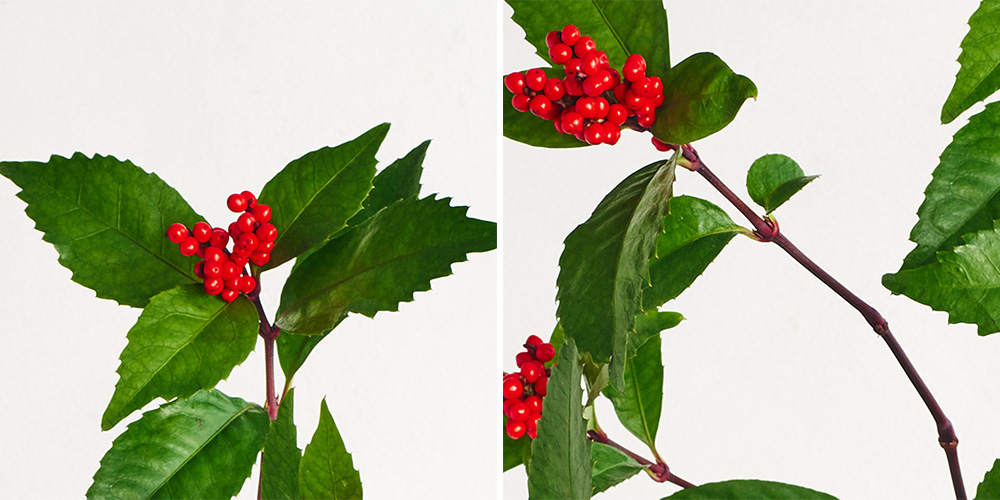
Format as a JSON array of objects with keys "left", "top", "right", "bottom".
[{"left": 587, "top": 430, "right": 696, "bottom": 489}]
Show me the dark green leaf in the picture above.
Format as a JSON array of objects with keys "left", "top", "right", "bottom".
[
  {"left": 557, "top": 158, "right": 675, "bottom": 392},
  {"left": 942, "top": 1, "right": 1000, "bottom": 124},
  {"left": 527, "top": 338, "right": 592, "bottom": 500},
  {"left": 258, "top": 124, "right": 387, "bottom": 271},
  {"left": 101, "top": 284, "right": 258, "bottom": 430},
  {"left": 746, "top": 154, "right": 818, "bottom": 213},
  {"left": 975, "top": 458, "right": 1000, "bottom": 500},
  {"left": 547, "top": 322, "right": 566, "bottom": 370},
  {"left": 631, "top": 310, "right": 683, "bottom": 357},
  {"left": 0, "top": 153, "right": 201, "bottom": 307},
  {"left": 299, "top": 398, "right": 362, "bottom": 500},
  {"left": 503, "top": 416, "right": 534, "bottom": 472},
  {"left": 87, "top": 390, "right": 268, "bottom": 500},
  {"left": 262, "top": 389, "right": 301, "bottom": 500},
  {"left": 346, "top": 140, "right": 427, "bottom": 228},
  {"left": 507, "top": 0, "right": 670, "bottom": 79},
  {"left": 661, "top": 479, "right": 838, "bottom": 499},
  {"left": 900, "top": 102, "right": 1000, "bottom": 270},
  {"left": 590, "top": 442, "right": 644, "bottom": 495},
  {"left": 884, "top": 222, "right": 1000, "bottom": 335},
  {"left": 504, "top": 75, "right": 591, "bottom": 149},
  {"left": 643, "top": 196, "right": 743, "bottom": 310},
  {"left": 651, "top": 52, "right": 757, "bottom": 145},
  {"left": 276, "top": 314, "right": 347, "bottom": 380},
  {"left": 603, "top": 333, "right": 663, "bottom": 450},
  {"left": 276, "top": 196, "right": 496, "bottom": 335}
]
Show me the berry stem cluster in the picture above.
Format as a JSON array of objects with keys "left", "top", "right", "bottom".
[
  {"left": 504, "top": 24, "right": 665, "bottom": 145},
  {"left": 503, "top": 335, "right": 555, "bottom": 440}
]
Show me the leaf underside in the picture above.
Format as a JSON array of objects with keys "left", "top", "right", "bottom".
[
  {"left": 556, "top": 157, "right": 676, "bottom": 392},
  {"left": 660, "top": 479, "right": 838, "bottom": 499},
  {"left": 941, "top": 0, "right": 1000, "bottom": 124},
  {"left": 87, "top": 390, "right": 268, "bottom": 500},
  {"left": 262, "top": 389, "right": 302, "bottom": 500},
  {"left": 299, "top": 398, "right": 363, "bottom": 500},
  {"left": 0, "top": 153, "right": 201, "bottom": 307},
  {"left": 745, "top": 154, "right": 817, "bottom": 213}
]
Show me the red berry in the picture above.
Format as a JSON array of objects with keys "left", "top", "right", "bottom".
[
  {"left": 231, "top": 254, "right": 249, "bottom": 269},
  {"left": 580, "top": 51, "right": 601, "bottom": 75},
  {"left": 575, "top": 97, "right": 597, "bottom": 119},
  {"left": 563, "top": 58, "right": 582, "bottom": 77},
  {"left": 548, "top": 43, "right": 573, "bottom": 65},
  {"left": 237, "top": 212, "right": 257, "bottom": 234},
  {"left": 573, "top": 36, "right": 596, "bottom": 57},
  {"left": 544, "top": 30, "right": 562, "bottom": 49},
  {"left": 250, "top": 251, "right": 270, "bottom": 267},
  {"left": 623, "top": 54, "right": 647, "bottom": 82},
  {"left": 220, "top": 288, "right": 240, "bottom": 303},
  {"left": 515, "top": 351, "right": 534, "bottom": 368},
  {"left": 221, "top": 261, "right": 240, "bottom": 281},
  {"left": 167, "top": 223, "right": 188, "bottom": 244},
  {"left": 237, "top": 232, "right": 259, "bottom": 252},
  {"left": 526, "top": 418, "right": 538, "bottom": 439},
  {"left": 652, "top": 137, "right": 673, "bottom": 152},
  {"left": 582, "top": 72, "right": 610, "bottom": 97},
  {"left": 561, "top": 25, "right": 581, "bottom": 46},
  {"left": 506, "top": 419, "right": 526, "bottom": 440},
  {"left": 636, "top": 112, "right": 656, "bottom": 128},
  {"left": 252, "top": 204, "right": 272, "bottom": 223},
  {"left": 604, "top": 122, "right": 621, "bottom": 145},
  {"left": 534, "top": 376, "right": 548, "bottom": 397},
  {"left": 193, "top": 260, "right": 205, "bottom": 278},
  {"left": 259, "top": 241, "right": 275, "bottom": 253},
  {"left": 240, "top": 190, "right": 257, "bottom": 209},
  {"left": 563, "top": 76, "right": 584, "bottom": 97},
  {"left": 543, "top": 78, "right": 565, "bottom": 100},
  {"left": 204, "top": 261, "right": 223, "bottom": 279},
  {"left": 225, "top": 277, "right": 241, "bottom": 291},
  {"left": 535, "top": 343, "right": 555, "bottom": 362},
  {"left": 204, "top": 277, "right": 224, "bottom": 296},
  {"left": 583, "top": 123, "right": 606, "bottom": 145},
  {"left": 521, "top": 361, "right": 546, "bottom": 384},
  {"left": 525, "top": 68, "right": 547, "bottom": 92},
  {"left": 593, "top": 97, "right": 609, "bottom": 119},
  {"left": 607, "top": 104, "right": 628, "bottom": 126},
  {"left": 503, "top": 374, "right": 524, "bottom": 399},
  {"left": 508, "top": 400, "right": 531, "bottom": 422},
  {"left": 179, "top": 236, "right": 199, "bottom": 256},
  {"left": 560, "top": 111, "right": 584, "bottom": 134},
  {"left": 239, "top": 275, "right": 257, "bottom": 294},
  {"left": 226, "top": 193, "right": 247, "bottom": 213},
  {"left": 209, "top": 228, "right": 229, "bottom": 249},
  {"left": 204, "top": 246, "right": 226, "bottom": 264},
  {"left": 504, "top": 72, "right": 526, "bottom": 94},
  {"left": 648, "top": 76, "right": 663, "bottom": 95},
  {"left": 525, "top": 395, "right": 543, "bottom": 414},
  {"left": 228, "top": 221, "right": 242, "bottom": 239},
  {"left": 594, "top": 51, "right": 610, "bottom": 70},
  {"left": 192, "top": 221, "right": 212, "bottom": 243},
  {"left": 613, "top": 82, "right": 629, "bottom": 103},
  {"left": 529, "top": 95, "right": 553, "bottom": 118},
  {"left": 525, "top": 335, "right": 543, "bottom": 347},
  {"left": 632, "top": 76, "right": 653, "bottom": 97},
  {"left": 511, "top": 93, "right": 531, "bottom": 112}
]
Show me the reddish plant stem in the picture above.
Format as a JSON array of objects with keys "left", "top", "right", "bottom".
[
  {"left": 683, "top": 145, "right": 966, "bottom": 500},
  {"left": 587, "top": 430, "right": 696, "bottom": 489}
]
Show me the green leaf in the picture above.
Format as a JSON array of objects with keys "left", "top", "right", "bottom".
[
  {"left": 527, "top": 338, "right": 592, "bottom": 500},
  {"left": 262, "top": 389, "right": 301, "bottom": 500},
  {"left": 643, "top": 196, "right": 743, "bottom": 310},
  {"left": 631, "top": 310, "right": 683, "bottom": 357},
  {"left": 746, "top": 154, "right": 818, "bottom": 213},
  {"left": 507, "top": 0, "right": 670, "bottom": 79},
  {"left": 276, "top": 196, "right": 497, "bottom": 335},
  {"left": 900, "top": 102, "right": 1000, "bottom": 270},
  {"left": 504, "top": 73, "right": 591, "bottom": 149},
  {"left": 276, "top": 314, "right": 347, "bottom": 380},
  {"left": 547, "top": 322, "right": 567, "bottom": 370},
  {"left": 0, "top": 153, "right": 201, "bottom": 307},
  {"left": 557, "top": 157, "right": 676, "bottom": 393},
  {"left": 651, "top": 52, "right": 757, "bottom": 145},
  {"left": 884, "top": 222, "right": 1000, "bottom": 335},
  {"left": 346, "top": 139, "right": 427, "bottom": 228},
  {"left": 661, "top": 479, "right": 838, "bottom": 499},
  {"left": 976, "top": 458, "right": 1000, "bottom": 500},
  {"left": 300, "top": 398, "right": 362, "bottom": 500},
  {"left": 502, "top": 416, "right": 534, "bottom": 472},
  {"left": 101, "top": 284, "right": 259, "bottom": 430},
  {"left": 603, "top": 333, "right": 663, "bottom": 450},
  {"left": 87, "top": 389, "right": 268, "bottom": 500},
  {"left": 941, "top": 1, "right": 1000, "bottom": 124},
  {"left": 590, "top": 442, "right": 644, "bottom": 495},
  {"left": 258, "top": 123, "right": 387, "bottom": 271}
]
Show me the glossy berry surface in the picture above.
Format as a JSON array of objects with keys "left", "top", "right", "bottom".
[{"left": 167, "top": 223, "right": 188, "bottom": 244}]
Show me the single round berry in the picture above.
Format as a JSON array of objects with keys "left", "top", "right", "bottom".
[
  {"left": 515, "top": 351, "right": 534, "bottom": 368},
  {"left": 179, "top": 236, "right": 199, "bottom": 257},
  {"left": 544, "top": 30, "right": 562, "bottom": 49},
  {"left": 259, "top": 241, "right": 275, "bottom": 253},
  {"left": 204, "top": 261, "right": 223, "bottom": 279},
  {"left": 623, "top": 54, "right": 647, "bottom": 82},
  {"left": 228, "top": 221, "right": 243, "bottom": 239},
  {"left": 580, "top": 51, "right": 601, "bottom": 75},
  {"left": 575, "top": 97, "right": 597, "bottom": 119},
  {"left": 563, "top": 58, "right": 582, "bottom": 77},
  {"left": 237, "top": 212, "right": 257, "bottom": 234},
  {"left": 535, "top": 343, "right": 556, "bottom": 362},
  {"left": 636, "top": 111, "right": 656, "bottom": 128},
  {"left": 192, "top": 221, "right": 212, "bottom": 243},
  {"left": 167, "top": 223, "right": 188, "bottom": 244},
  {"left": 240, "top": 190, "right": 257, "bottom": 209},
  {"left": 239, "top": 275, "right": 257, "bottom": 294},
  {"left": 508, "top": 400, "right": 531, "bottom": 422},
  {"left": 225, "top": 277, "right": 241, "bottom": 291},
  {"left": 220, "top": 288, "right": 240, "bottom": 303},
  {"left": 534, "top": 376, "right": 548, "bottom": 397},
  {"left": 563, "top": 76, "right": 584, "bottom": 97},
  {"left": 548, "top": 43, "right": 573, "bottom": 65},
  {"left": 525, "top": 418, "right": 538, "bottom": 439},
  {"left": 525, "top": 68, "right": 547, "bottom": 92},
  {"left": 525, "top": 335, "right": 543, "bottom": 347},
  {"left": 250, "top": 251, "right": 270, "bottom": 267},
  {"left": 511, "top": 93, "right": 531, "bottom": 112},
  {"left": 573, "top": 36, "right": 596, "bottom": 57},
  {"left": 503, "top": 373, "right": 524, "bottom": 400},
  {"left": 543, "top": 78, "right": 565, "bottom": 101},
  {"left": 237, "top": 232, "right": 260, "bottom": 253},
  {"left": 604, "top": 122, "right": 622, "bottom": 145},
  {"left": 525, "top": 395, "right": 543, "bottom": 414},
  {"left": 204, "top": 277, "right": 224, "bottom": 296},
  {"left": 607, "top": 104, "right": 628, "bottom": 126},
  {"left": 227, "top": 193, "right": 247, "bottom": 213},
  {"left": 521, "top": 360, "right": 546, "bottom": 384},
  {"left": 561, "top": 25, "right": 581, "bottom": 46},
  {"left": 652, "top": 137, "right": 673, "bottom": 152},
  {"left": 583, "top": 123, "right": 606, "bottom": 145},
  {"left": 632, "top": 76, "right": 653, "bottom": 97},
  {"left": 193, "top": 260, "right": 206, "bottom": 279},
  {"left": 204, "top": 246, "right": 226, "bottom": 264},
  {"left": 210, "top": 228, "right": 230, "bottom": 249},
  {"left": 221, "top": 261, "right": 241, "bottom": 281},
  {"left": 506, "top": 419, "right": 527, "bottom": 440},
  {"left": 252, "top": 204, "right": 272, "bottom": 223},
  {"left": 529, "top": 95, "right": 553, "bottom": 118},
  {"left": 231, "top": 254, "right": 250, "bottom": 269},
  {"left": 593, "top": 96, "right": 609, "bottom": 119},
  {"left": 504, "top": 72, "right": 526, "bottom": 94},
  {"left": 561, "top": 111, "right": 584, "bottom": 135}
]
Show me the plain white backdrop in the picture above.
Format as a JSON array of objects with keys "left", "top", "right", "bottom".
[
  {"left": 0, "top": 2, "right": 496, "bottom": 499},
  {"left": 503, "top": 1, "right": 1000, "bottom": 499}
]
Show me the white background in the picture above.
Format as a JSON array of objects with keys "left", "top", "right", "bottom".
[
  {"left": 0, "top": 2, "right": 496, "bottom": 499},
  {"left": 504, "top": 1, "right": 1000, "bottom": 499}
]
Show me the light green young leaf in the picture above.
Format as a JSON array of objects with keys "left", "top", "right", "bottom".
[
  {"left": 643, "top": 196, "right": 743, "bottom": 310},
  {"left": 87, "top": 390, "right": 268, "bottom": 500},
  {"left": 557, "top": 157, "right": 676, "bottom": 392},
  {"left": 603, "top": 334, "right": 663, "bottom": 450},
  {"left": 0, "top": 153, "right": 201, "bottom": 307},
  {"left": 101, "top": 284, "right": 258, "bottom": 430},
  {"left": 262, "top": 389, "right": 301, "bottom": 500},
  {"left": 276, "top": 196, "right": 496, "bottom": 335},
  {"left": 899, "top": 102, "right": 1000, "bottom": 270},
  {"left": 942, "top": 1, "right": 1000, "bottom": 124},
  {"left": 746, "top": 154, "right": 818, "bottom": 214},
  {"left": 631, "top": 310, "right": 683, "bottom": 358},
  {"left": 300, "top": 398, "right": 362, "bottom": 500},
  {"left": 258, "top": 123, "right": 387, "bottom": 271},
  {"left": 651, "top": 52, "right": 757, "bottom": 145},
  {"left": 527, "top": 338, "right": 592, "bottom": 500},
  {"left": 590, "top": 442, "right": 644, "bottom": 495},
  {"left": 975, "top": 458, "right": 1000, "bottom": 500},
  {"left": 660, "top": 479, "right": 838, "bottom": 499},
  {"left": 884, "top": 222, "right": 1000, "bottom": 335}
]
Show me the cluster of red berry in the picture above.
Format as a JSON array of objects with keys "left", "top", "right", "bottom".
[
  {"left": 503, "top": 335, "right": 555, "bottom": 440},
  {"left": 504, "top": 24, "right": 665, "bottom": 146},
  {"left": 166, "top": 190, "right": 278, "bottom": 302}
]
